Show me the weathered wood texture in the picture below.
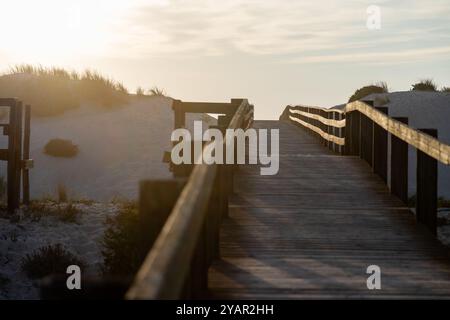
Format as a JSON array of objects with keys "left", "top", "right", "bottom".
[
  {"left": 126, "top": 99, "right": 253, "bottom": 299},
  {"left": 1, "top": 98, "right": 32, "bottom": 212},
  {"left": 208, "top": 120, "right": 450, "bottom": 299}
]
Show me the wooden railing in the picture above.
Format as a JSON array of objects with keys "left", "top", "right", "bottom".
[
  {"left": 281, "top": 100, "right": 450, "bottom": 235},
  {"left": 126, "top": 98, "right": 254, "bottom": 299},
  {"left": 280, "top": 105, "right": 346, "bottom": 154},
  {"left": 0, "top": 98, "right": 33, "bottom": 212}
]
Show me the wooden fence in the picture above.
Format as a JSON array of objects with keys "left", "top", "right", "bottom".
[
  {"left": 0, "top": 98, "right": 32, "bottom": 212},
  {"left": 281, "top": 101, "right": 450, "bottom": 235},
  {"left": 126, "top": 98, "right": 254, "bottom": 299}
]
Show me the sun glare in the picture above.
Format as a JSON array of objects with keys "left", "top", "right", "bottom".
[{"left": 0, "top": 0, "right": 139, "bottom": 64}]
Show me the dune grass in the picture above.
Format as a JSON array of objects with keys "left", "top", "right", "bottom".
[
  {"left": 147, "top": 86, "right": 166, "bottom": 96},
  {"left": 348, "top": 82, "right": 389, "bottom": 103},
  {"left": 135, "top": 86, "right": 167, "bottom": 97},
  {"left": 0, "top": 64, "right": 131, "bottom": 116},
  {"left": 411, "top": 79, "right": 438, "bottom": 92}
]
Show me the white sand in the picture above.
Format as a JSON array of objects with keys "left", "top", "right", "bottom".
[
  {"left": 0, "top": 202, "right": 121, "bottom": 299},
  {"left": 0, "top": 96, "right": 216, "bottom": 201},
  {"left": 0, "top": 95, "right": 217, "bottom": 300}
]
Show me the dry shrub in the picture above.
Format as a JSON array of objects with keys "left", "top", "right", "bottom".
[
  {"left": 21, "top": 244, "right": 84, "bottom": 279},
  {"left": 44, "top": 139, "right": 78, "bottom": 158}
]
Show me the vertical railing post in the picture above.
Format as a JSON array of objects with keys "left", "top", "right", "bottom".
[
  {"left": 344, "top": 111, "right": 352, "bottom": 155},
  {"left": 7, "top": 99, "right": 19, "bottom": 213},
  {"left": 172, "top": 99, "right": 185, "bottom": 130},
  {"left": 22, "top": 104, "right": 31, "bottom": 205},
  {"left": 14, "top": 101, "right": 23, "bottom": 208},
  {"left": 416, "top": 128, "right": 438, "bottom": 235},
  {"left": 340, "top": 113, "right": 346, "bottom": 155},
  {"left": 390, "top": 117, "right": 409, "bottom": 204},
  {"left": 332, "top": 112, "right": 338, "bottom": 152},
  {"left": 139, "top": 179, "right": 186, "bottom": 253},
  {"left": 323, "top": 110, "right": 328, "bottom": 146},
  {"left": 360, "top": 112, "right": 374, "bottom": 166},
  {"left": 327, "top": 112, "right": 333, "bottom": 150},
  {"left": 373, "top": 106, "right": 388, "bottom": 182},
  {"left": 347, "top": 110, "right": 360, "bottom": 156},
  {"left": 171, "top": 100, "right": 187, "bottom": 178}
]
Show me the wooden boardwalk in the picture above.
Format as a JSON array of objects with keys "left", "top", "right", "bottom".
[{"left": 208, "top": 120, "right": 450, "bottom": 299}]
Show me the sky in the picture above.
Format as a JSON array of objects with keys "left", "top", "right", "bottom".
[{"left": 1, "top": 0, "right": 450, "bottom": 119}]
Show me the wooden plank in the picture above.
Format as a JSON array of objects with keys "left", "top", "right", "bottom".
[{"left": 208, "top": 120, "right": 450, "bottom": 300}]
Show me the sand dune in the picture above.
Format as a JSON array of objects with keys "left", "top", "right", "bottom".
[{"left": 1, "top": 95, "right": 215, "bottom": 201}]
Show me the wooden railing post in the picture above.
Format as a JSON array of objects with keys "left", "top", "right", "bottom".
[
  {"left": 346, "top": 110, "right": 360, "bottom": 156},
  {"left": 360, "top": 112, "right": 374, "bottom": 166},
  {"left": 7, "top": 99, "right": 21, "bottom": 213},
  {"left": 332, "top": 111, "right": 336, "bottom": 151},
  {"left": 343, "top": 111, "right": 351, "bottom": 155},
  {"left": 416, "top": 128, "right": 438, "bottom": 235},
  {"left": 390, "top": 117, "right": 409, "bottom": 204},
  {"left": 373, "top": 106, "right": 388, "bottom": 182},
  {"left": 139, "top": 179, "right": 186, "bottom": 253},
  {"left": 172, "top": 99, "right": 185, "bottom": 130},
  {"left": 327, "top": 112, "right": 332, "bottom": 150},
  {"left": 22, "top": 104, "right": 31, "bottom": 205},
  {"left": 340, "top": 113, "right": 346, "bottom": 155}
]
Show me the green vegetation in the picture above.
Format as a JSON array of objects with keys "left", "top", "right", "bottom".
[
  {"left": 25, "top": 200, "right": 82, "bottom": 223},
  {"left": 0, "top": 64, "right": 130, "bottom": 116},
  {"left": 21, "top": 244, "right": 84, "bottom": 279},
  {"left": 441, "top": 87, "right": 450, "bottom": 93},
  {"left": 101, "top": 200, "right": 147, "bottom": 276},
  {"left": 44, "top": 138, "right": 79, "bottom": 158},
  {"left": 411, "top": 79, "right": 437, "bottom": 92},
  {"left": 348, "top": 82, "right": 389, "bottom": 102}
]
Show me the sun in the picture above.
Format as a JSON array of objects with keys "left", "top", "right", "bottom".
[{"left": 0, "top": 0, "right": 131, "bottom": 64}]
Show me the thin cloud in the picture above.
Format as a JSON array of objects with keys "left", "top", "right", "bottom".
[{"left": 100, "top": 0, "right": 450, "bottom": 66}]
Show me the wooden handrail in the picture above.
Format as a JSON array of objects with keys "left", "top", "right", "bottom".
[
  {"left": 282, "top": 99, "right": 449, "bottom": 235},
  {"left": 346, "top": 101, "right": 450, "bottom": 165},
  {"left": 283, "top": 102, "right": 450, "bottom": 165},
  {"left": 289, "top": 108, "right": 346, "bottom": 128},
  {"left": 288, "top": 114, "right": 345, "bottom": 145},
  {"left": 126, "top": 99, "right": 252, "bottom": 299},
  {"left": 284, "top": 105, "right": 346, "bottom": 151}
]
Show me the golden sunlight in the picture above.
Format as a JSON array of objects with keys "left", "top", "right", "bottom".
[{"left": 0, "top": 0, "right": 139, "bottom": 63}]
